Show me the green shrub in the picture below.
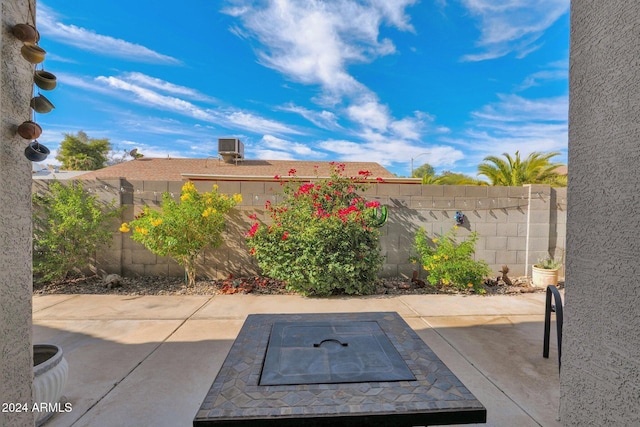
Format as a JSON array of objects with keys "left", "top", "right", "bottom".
[
  {"left": 245, "top": 164, "right": 386, "bottom": 296},
  {"left": 411, "top": 226, "right": 490, "bottom": 293},
  {"left": 120, "top": 182, "right": 241, "bottom": 286},
  {"left": 32, "top": 180, "right": 121, "bottom": 282},
  {"left": 535, "top": 256, "right": 562, "bottom": 269}
]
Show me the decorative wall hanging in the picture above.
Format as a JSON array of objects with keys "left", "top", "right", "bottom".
[
  {"left": 20, "top": 42, "right": 46, "bottom": 63},
  {"left": 24, "top": 141, "right": 50, "bottom": 162},
  {"left": 17, "top": 120, "right": 42, "bottom": 139},
  {"left": 12, "top": 23, "right": 39, "bottom": 43},
  {"left": 30, "top": 94, "right": 55, "bottom": 114},
  {"left": 12, "top": 2, "right": 55, "bottom": 163},
  {"left": 34, "top": 70, "right": 57, "bottom": 90}
]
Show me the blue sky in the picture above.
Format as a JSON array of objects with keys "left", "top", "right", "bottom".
[{"left": 34, "top": 0, "right": 569, "bottom": 177}]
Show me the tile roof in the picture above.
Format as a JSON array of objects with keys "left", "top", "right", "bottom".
[{"left": 76, "top": 158, "right": 396, "bottom": 181}]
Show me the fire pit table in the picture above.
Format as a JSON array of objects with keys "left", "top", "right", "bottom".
[{"left": 194, "top": 312, "right": 486, "bottom": 426}]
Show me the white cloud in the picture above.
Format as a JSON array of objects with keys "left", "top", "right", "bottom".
[
  {"left": 223, "top": 111, "right": 302, "bottom": 135},
  {"left": 62, "top": 72, "right": 301, "bottom": 136},
  {"left": 259, "top": 135, "right": 326, "bottom": 157},
  {"left": 346, "top": 100, "right": 390, "bottom": 131},
  {"left": 96, "top": 76, "right": 213, "bottom": 121},
  {"left": 516, "top": 61, "right": 568, "bottom": 91},
  {"left": 223, "top": 0, "right": 417, "bottom": 99},
  {"left": 444, "top": 93, "right": 568, "bottom": 169},
  {"left": 279, "top": 104, "right": 341, "bottom": 130},
  {"left": 119, "top": 72, "right": 216, "bottom": 102},
  {"left": 253, "top": 149, "right": 296, "bottom": 161},
  {"left": 471, "top": 94, "right": 567, "bottom": 123},
  {"left": 37, "top": 4, "right": 181, "bottom": 65},
  {"left": 459, "top": 0, "right": 569, "bottom": 61},
  {"left": 222, "top": 0, "right": 455, "bottom": 174},
  {"left": 319, "top": 138, "right": 464, "bottom": 169}
]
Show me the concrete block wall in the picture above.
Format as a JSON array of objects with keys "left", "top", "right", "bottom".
[
  {"left": 382, "top": 184, "right": 534, "bottom": 279},
  {"left": 33, "top": 179, "right": 567, "bottom": 281}
]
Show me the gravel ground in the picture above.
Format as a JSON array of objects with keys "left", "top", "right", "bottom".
[{"left": 33, "top": 274, "right": 553, "bottom": 297}]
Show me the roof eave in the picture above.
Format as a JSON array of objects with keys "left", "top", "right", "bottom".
[{"left": 181, "top": 173, "right": 422, "bottom": 184}]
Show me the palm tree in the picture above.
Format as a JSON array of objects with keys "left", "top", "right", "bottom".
[{"left": 477, "top": 151, "right": 565, "bottom": 186}]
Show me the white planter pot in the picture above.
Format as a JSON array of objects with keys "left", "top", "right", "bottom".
[
  {"left": 531, "top": 266, "right": 559, "bottom": 288},
  {"left": 33, "top": 344, "right": 69, "bottom": 426}
]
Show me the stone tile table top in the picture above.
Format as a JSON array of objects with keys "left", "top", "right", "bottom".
[{"left": 193, "top": 312, "right": 486, "bottom": 426}]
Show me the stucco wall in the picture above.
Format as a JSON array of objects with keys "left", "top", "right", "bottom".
[
  {"left": 563, "top": 2, "right": 640, "bottom": 425},
  {"left": 0, "top": 0, "right": 36, "bottom": 426}
]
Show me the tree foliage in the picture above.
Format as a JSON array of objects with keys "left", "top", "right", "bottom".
[
  {"left": 56, "top": 131, "right": 111, "bottom": 170},
  {"left": 412, "top": 162, "right": 435, "bottom": 179},
  {"left": 120, "top": 182, "right": 242, "bottom": 286},
  {"left": 32, "top": 180, "right": 122, "bottom": 282},
  {"left": 477, "top": 151, "right": 565, "bottom": 186},
  {"left": 425, "top": 171, "right": 487, "bottom": 186}
]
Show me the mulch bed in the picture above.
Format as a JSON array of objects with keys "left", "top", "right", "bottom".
[{"left": 33, "top": 274, "right": 556, "bottom": 297}]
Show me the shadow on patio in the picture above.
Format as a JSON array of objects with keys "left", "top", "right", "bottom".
[{"left": 33, "top": 294, "right": 560, "bottom": 427}]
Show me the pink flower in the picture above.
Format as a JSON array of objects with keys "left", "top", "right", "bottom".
[
  {"left": 246, "top": 223, "right": 260, "bottom": 238},
  {"left": 358, "top": 170, "right": 372, "bottom": 177},
  {"left": 376, "top": 177, "right": 385, "bottom": 183},
  {"left": 274, "top": 174, "right": 280, "bottom": 180},
  {"left": 297, "top": 183, "right": 315, "bottom": 195},
  {"left": 288, "top": 168, "right": 296, "bottom": 176},
  {"left": 248, "top": 213, "right": 258, "bottom": 220},
  {"left": 282, "top": 231, "right": 289, "bottom": 241},
  {"left": 365, "top": 201, "right": 380, "bottom": 208},
  {"left": 338, "top": 205, "right": 359, "bottom": 217}
]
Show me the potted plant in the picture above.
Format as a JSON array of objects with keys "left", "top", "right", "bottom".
[
  {"left": 33, "top": 344, "right": 69, "bottom": 426},
  {"left": 531, "top": 256, "right": 562, "bottom": 288}
]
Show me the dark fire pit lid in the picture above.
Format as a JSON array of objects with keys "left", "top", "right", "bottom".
[{"left": 260, "top": 320, "right": 416, "bottom": 386}]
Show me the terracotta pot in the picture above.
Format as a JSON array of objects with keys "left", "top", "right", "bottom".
[
  {"left": 20, "top": 42, "right": 46, "bottom": 64},
  {"left": 33, "top": 344, "right": 69, "bottom": 426},
  {"left": 17, "top": 120, "right": 42, "bottom": 139},
  {"left": 24, "top": 141, "right": 50, "bottom": 162},
  {"left": 34, "top": 70, "right": 57, "bottom": 91},
  {"left": 12, "top": 23, "right": 40, "bottom": 43},
  {"left": 30, "top": 94, "right": 55, "bottom": 114}
]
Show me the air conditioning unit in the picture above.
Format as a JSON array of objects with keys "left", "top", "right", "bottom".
[{"left": 218, "top": 138, "right": 244, "bottom": 163}]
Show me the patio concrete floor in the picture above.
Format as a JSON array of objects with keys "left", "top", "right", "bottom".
[{"left": 33, "top": 292, "right": 562, "bottom": 427}]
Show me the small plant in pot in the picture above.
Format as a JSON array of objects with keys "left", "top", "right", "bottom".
[{"left": 531, "top": 256, "right": 562, "bottom": 288}]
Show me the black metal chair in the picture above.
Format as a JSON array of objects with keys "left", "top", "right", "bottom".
[{"left": 543, "top": 285, "right": 563, "bottom": 373}]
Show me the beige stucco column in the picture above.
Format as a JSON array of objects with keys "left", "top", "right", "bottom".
[
  {"left": 564, "top": 1, "right": 640, "bottom": 425},
  {"left": 0, "top": 0, "right": 36, "bottom": 426}
]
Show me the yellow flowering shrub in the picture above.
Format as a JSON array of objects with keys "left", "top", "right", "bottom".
[
  {"left": 120, "top": 182, "right": 241, "bottom": 286},
  {"left": 410, "top": 226, "right": 490, "bottom": 293}
]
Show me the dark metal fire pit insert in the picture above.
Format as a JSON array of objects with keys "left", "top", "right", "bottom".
[
  {"left": 194, "top": 312, "right": 486, "bottom": 426},
  {"left": 260, "top": 320, "right": 416, "bottom": 385}
]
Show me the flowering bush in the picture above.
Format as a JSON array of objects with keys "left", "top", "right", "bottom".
[
  {"left": 32, "top": 180, "right": 122, "bottom": 282},
  {"left": 245, "top": 163, "right": 386, "bottom": 296},
  {"left": 120, "top": 182, "right": 241, "bottom": 286},
  {"left": 411, "top": 226, "right": 490, "bottom": 293}
]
